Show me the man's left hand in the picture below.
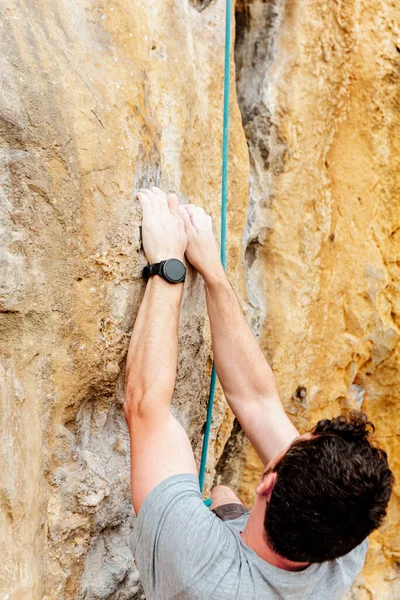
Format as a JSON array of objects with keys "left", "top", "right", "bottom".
[{"left": 137, "top": 187, "right": 187, "bottom": 264}]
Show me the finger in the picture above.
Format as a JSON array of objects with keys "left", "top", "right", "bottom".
[
  {"left": 167, "top": 193, "right": 180, "bottom": 216},
  {"left": 136, "top": 192, "right": 152, "bottom": 214},
  {"left": 185, "top": 204, "right": 197, "bottom": 216},
  {"left": 178, "top": 205, "right": 194, "bottom": 231},
  {"left": 179, "top": 205, "right": 190, "bottom": 218},
  {"left": 184, "top": 204, "right": 197, "bottom": 227},
  {"left": 151, "top": 186, "right": 168, "bottom": 212},
  {"left": 150, "top": 186, "right": 164, "bottom": 196},
  {"left": 185, "top": 204, "right": 205, "bottom": 227},
  {"left": 142, "top": 188, "right": 162, "bottom": 212},
  {"left": 186, "top": 204, "right": 205, "bottom": 214}
]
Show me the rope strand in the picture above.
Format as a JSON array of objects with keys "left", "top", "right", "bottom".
[{"left": 199, "top": 0, "right": 232, "bottom": 494}]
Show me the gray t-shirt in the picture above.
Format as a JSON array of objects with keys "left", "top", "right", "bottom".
[{"left": 131, "top": 474, "right": 368, "bottom": 600}]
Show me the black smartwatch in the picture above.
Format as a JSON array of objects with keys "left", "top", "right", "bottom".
[{"left": 142, "top": 258, "right": 186, "bottom": 283}]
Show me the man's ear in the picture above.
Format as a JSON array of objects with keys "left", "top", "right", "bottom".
[{"left": 256, "top": 472, "right": 277, "bottom": 501}]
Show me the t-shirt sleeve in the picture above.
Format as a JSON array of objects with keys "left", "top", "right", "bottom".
[
  {"left": 336, "top": 537, "right": 369, "bottom": 595},
  {"left": 130, "top": 474, "right": 226, "bottom": 600}
]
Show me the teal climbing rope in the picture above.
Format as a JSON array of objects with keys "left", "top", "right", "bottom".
[{"left": 199, "top": 0, "right": 232, "bottom": 495}]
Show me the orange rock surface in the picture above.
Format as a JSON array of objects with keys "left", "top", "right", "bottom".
[{"left": 0, "top": 1, "right": 398, "bottom": 598}]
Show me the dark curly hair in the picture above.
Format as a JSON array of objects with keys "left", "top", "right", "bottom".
[{"left": 264, "top": 412, "right": 394, "bottom": 563}]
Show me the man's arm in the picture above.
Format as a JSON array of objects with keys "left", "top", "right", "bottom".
[
  {"left": 179, "top": 204, "right": 299, "bottom": 465},
  {"left": 124, "top": 188, "right": 196, "bottom": 514}
]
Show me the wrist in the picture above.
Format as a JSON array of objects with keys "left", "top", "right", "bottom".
[
  {"left": 202, "top": 262, "right": 228, "bottom": 288},
  {"left": 147, "top": 274, "right": 184, "bottom": 298}
]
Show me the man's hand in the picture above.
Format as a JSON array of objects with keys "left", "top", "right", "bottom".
[
  {"left": 178, "top": 205, "right": 222, "bottom": 283},
  {"left": 137, "top": 187, "right": 187, "bottom": 263}
]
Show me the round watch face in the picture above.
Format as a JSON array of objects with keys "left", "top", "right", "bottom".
[{"left": 163, "top": 259, "right": 186, "bottom": 282}]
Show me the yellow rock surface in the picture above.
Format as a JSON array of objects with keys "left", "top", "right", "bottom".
[
  {"left": 0, "top": 1, "right": 247, "bottom": 597},
  {"left": 222, "top": 1, "right": 400, "bottom": 599},
  {"left": 0, "top": 0, "right": 399, "bottom": 598}
]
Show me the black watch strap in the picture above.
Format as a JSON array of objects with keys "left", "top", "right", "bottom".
[{"left": 142, "top": 261, "right": 165, "bottom": 279}]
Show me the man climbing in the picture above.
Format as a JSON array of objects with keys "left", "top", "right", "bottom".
[{"left": 124, "top": 187, "right": 393, "bottom": 600}]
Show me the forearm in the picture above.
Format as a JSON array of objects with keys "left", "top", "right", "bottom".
[
  {"left": 124, "top": 277, "right": 183, "bottom": 419},
  {"left": 173, "top": 199, "right": 298, "bottom": 465},
  {"left": 204, "top": 267, "right": 280, "bottom": 407}
]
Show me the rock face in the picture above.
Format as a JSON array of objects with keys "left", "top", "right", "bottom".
[
  {"left": 0, "top": 1, "right": 248, "bottom": 597},
  {"left": 217, "top": 2, "right": 400, "bottom": 599},
  {"left": 0, "top": 1, "right": 398, "bottom": 599}
]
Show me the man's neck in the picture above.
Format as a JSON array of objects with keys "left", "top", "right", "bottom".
[{"left": 241, "top": 510, "right": 310, "bottom": 572}]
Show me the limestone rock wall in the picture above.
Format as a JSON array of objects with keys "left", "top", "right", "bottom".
[
  {"left": 216, "top": 1, "right": 400, "bottom": 599},
  {"left": 1, "top": 0, "right": 399, "bottom": 599},
  {"left": 0, "top": 1, "right": 248, "bottom": 598}
]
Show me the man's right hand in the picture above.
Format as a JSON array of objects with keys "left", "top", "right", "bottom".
[
  {"left": 178, "top": 204, "right": 223, "bottom": 283},
  {"left": 137, "top": 187, "right": 187, "bottom": 264}
]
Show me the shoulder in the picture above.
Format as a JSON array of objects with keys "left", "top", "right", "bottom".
[
  {"left": 131, "top": 473, "right": 208, "bottom": 549},
  {"left": 339, "top": 538, "right": 369, "bottom": 569},
  {"left": 330, "top": 538, "right": 369, "bottom": 586},
  {"left": 130, "top": 472, "right": 230, "bottom": 567},
  {"left": 340, "top": 538, "right": 369, "bottom": 568},
  {"left": 134, "top": 473, "right": 202, "bottom": 519},
  {"left": 130, "top": 474, "right": 234, "bottom": 599}
]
